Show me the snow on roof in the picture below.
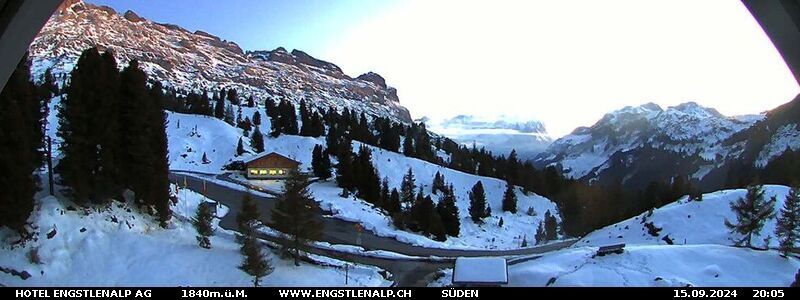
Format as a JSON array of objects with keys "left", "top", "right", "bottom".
[
  {"left": 452, "top": 257, "right": 508, "bottom": 284},
  {"left": 242, "top": 151, "right": 300, "bottom": 164}
]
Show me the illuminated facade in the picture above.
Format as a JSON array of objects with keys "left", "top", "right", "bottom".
[{"left": 243, "top": 152, "right": 300, "bottom": 179}]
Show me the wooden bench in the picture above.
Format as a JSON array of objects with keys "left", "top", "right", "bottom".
[{"left": 595, "top": 243, "right": 625, "bottom": 257}]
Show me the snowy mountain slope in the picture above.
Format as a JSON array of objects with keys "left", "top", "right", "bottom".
[
  {"left": 480, "top": 245, "right": 797, "bottom": 287},
  {"left": 427, "top": 115, "right": 552, "bottom": 161},
  {"left": 0, "top": 186, "right": 389, "bottom": 286},
  {"left": 310, "top": 142, "right": 560, "bottom": 250},
  {"left": 28, "top": 0, "right": 411, "bottom": 123},
  {"left": 577, "top": 185, "right": 790, "bottom": 249},
  {"left": 534, "top": 102, "right": 763, "bottom": 189},
  {"left": 163, "top": 103, "right": 561, "bottom": 250}
]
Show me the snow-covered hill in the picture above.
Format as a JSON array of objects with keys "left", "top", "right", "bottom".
[
  {"left": 534, "top": 102, "right": 763, "bottom": 189},
  {"left": 165, "top": 103, "right": 561, "bottom": 249},
  {"left": 479, "top": 245, "right": 797, "bottom": 287},
  {"left": 578, "top": 185, "right": 790, "bottom": 248},
  {"left": 0, "top": 185, "right": 388, "bottom": 286},
  {"left": 427, "top": 115, "right": 552, "bottom": 161},
  {"left": 28, "top": 0, "right": 411, "bottom": 123}
]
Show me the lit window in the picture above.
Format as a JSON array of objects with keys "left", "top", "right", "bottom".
[
  {"left": 269, "top": 169, "right": 278, "bottom": 175},
  {"left": 258, "top": 169, "right": 268, "bottom": 175},
  {"left": 278, "top": 169, "right": 286, "bottom": 175},
  {"left": 249, "top": 169, "right": 258, "bottom": 175}
]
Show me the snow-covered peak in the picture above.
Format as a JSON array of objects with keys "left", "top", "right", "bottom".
[
  {"left": 426, "top": 115, "right": 552, "bottom": 160},
  {"left": 434, "top": 115, "right": 549, "bottom": 134}
]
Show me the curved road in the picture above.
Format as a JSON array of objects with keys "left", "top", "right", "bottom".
[{"left": 169, "top": 172, "right": 577, "bottom": 286}]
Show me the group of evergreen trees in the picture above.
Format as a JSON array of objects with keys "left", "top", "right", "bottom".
[
  {"left": 387, "top": 168, "right": 460, "bottom": 241},
  {"left": 0, "top": 54, "right": 49, "bottom": 234},
  {"left": 57, "top": 48, "right": 171, "bottom": 225},
  {"left": 725, "top": 184, "right": 800, "bottom": 257}
]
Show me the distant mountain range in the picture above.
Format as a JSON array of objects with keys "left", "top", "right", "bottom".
[
  {"left": 425, "top": 115, "right": 552, "bottom": 161},
  {"left": 535, "top": 98, "right": 800, "bottom": 191},
  {"left": 28, "top": 0, "right": 412, "bottom": 123}
]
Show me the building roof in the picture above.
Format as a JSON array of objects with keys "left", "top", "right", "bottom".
[
  {"left": 242, "top": 151, "right": 301, "bottom": 165},
  {"left": 452, "top": 257, "right": 508, "bottom": 284}
]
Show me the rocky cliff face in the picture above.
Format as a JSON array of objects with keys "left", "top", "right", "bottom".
[{"left": 30, "top": 0, "right": 412, "bottom": 123}]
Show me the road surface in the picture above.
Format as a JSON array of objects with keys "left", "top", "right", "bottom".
[{"left": 169, "top": 172, "right": 577, "bottom": 286}]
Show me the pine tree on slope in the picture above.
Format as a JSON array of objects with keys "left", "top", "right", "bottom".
[
  {"left": 270, "top": 171, "right": 323, "bottom": 266},
  {"left": 502, "top": 181, "right": 518, "bottom": 213},
  {"left": 437, "top": 184, "right": 460, "bottom": 237},
  {"left": 251, "top": 126, "right": 265, "bottom": 153},
  {"left": 776, "top": 187, "right": 800, "bottom": 257},
  {"left": 236, "top": 191, "right": 273, "bottom": 287},
  {"left": 193, "top": 203, "right": 214, "bottom": 249},
  {"left": 725, "top": 185, "right": 776, "bottom": 248},
  {"left": 469, "top": 181, "right": 488, "bottom": 223}
]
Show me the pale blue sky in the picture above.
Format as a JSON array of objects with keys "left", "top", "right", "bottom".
[{"left": 87, "top": 0, "right": 799, "bottom": 137}]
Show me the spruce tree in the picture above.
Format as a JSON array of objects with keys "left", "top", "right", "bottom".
[
  {"left": 432, "top": 171, "right": 446, "bottom": 195},
  {"left": 436, "top": 184, "right": 460, "bottom": 237},
  {"left": 403, "top": 135, "right": 415, "bottom": 157},
  {"left": 776, "top": 187, "right": 800, "bottom": 257},
  {"left": 146, "top": 81, "right": 172, "bottom": 226},
  {"left": 253, "top": 110, "right": 262, "bottom": 126},
  {"left": 270, "top": 171, "right": 323, "bottom": 266},
  {"left": 469, "top": 181, "right": 488, "bottom": 223},
  {"left": 311, "top": 145, "right": 332, "bottom": 180},
  {"left": 502, "top": 181, "right": 518, "bottom": 213},
  {"left": 380, "top": 178, "right": 390, "bottom": 211},
  {"left": 725, "top": 185, "right": 776, "bottom": 248},
  {"left": 247, "top": 95, "right": 255, "bottom": 107},
  {"left": 214, "top": 92, "right": 225, "bottom": 119},
  {"left": 251, "top": 126, "right": 265, "bottom": 153},
  {"left": 224, "top": 103, "right": 235, "bottom": 125},
  {"left": 535, "top": 222, "right": 547, "bottom": 245},
  {"left": 118, "top": 59, "right": 151, "bottom": 206},
  {"left": 544, "top": 210, "right": 559, "bottom": 241},
  {"left": 335, "top": 140, "right": 355, "bottom": 192},
  {"left": 236, "top": 191, "right": 273, "bottom": 286},
  {"left": 193, "top": 203, "right": 214, "bottom": 249},
  {"left": 389, "top": 189, "right": 401, "bottom": 214},
  {"left": 237, "top": 137, "right": 246, "bottom": 156},
  {"left": 0, "top": 53, "right": 39, "bottom": 233},
  {"left": 400, "top": 168, "right": 417, "bottom": 206}
]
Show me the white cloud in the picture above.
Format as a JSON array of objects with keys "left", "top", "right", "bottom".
[{"left": 322, "top": 0, "right": 798, "bottom": 137}]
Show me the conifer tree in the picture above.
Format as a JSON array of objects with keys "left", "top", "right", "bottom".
[
  {"left": 725, "top": 185, "right": 776, "bottom": 248},
  {"left": 214, "top": 92, "right": 225, "bottom": 119},
  {"left": 224, "top": 103, "right": 235, "bottom": 125},
  {"left": 237, "top": 137, "right": 246, "bottom": 156},
  {"left": 403, "top": 135, "right": 415, "bottom": 157},
  {"left": 227, "top": 88, "right": 239, "bottom": 106},
  {"left": 400, "top": 168, "right": 417, "bottom": 205},
  {"left": 432, "top": 171, "right": 446, "bottom": 195},
  {"left": 436, "top": 184, "right": 460, "bottom": 237},
  {"left": 380, "top": 178, "right": 390, "bottom": 211},
  {"left": 776, "top": 187, "right": 800, "bottom": 257},
  {"left": 253, "top": 110, "right": 262, "bottom": 126},
  {"left": 544, "top": 210, "right": 559, "bottom": 241},
  {"left": 335, "top": 139, "right": 355, "bottom": 192},
  {"left": 236, "top": 191, "right": 273, "bottom": 286},
  {"left": 270, "top": 171, "right": 323, "bottom": 266},
  {"left": 389, "top": 188, "right": 401, "bottom": 214},
  {"left": 147, "top": 81, "right": 172, "bottom": 226},
  {"left": 0, "top": 53, "right": 39, "bottom": 233},
  {"left": 469, "top": 181, "right": 488, "bottom": 223},
  {"left": 502, "top": 181, "right": 518, "bottom": 213},
  {"left": 193, "top": 203, "right": 214, "bottom": 249},
  {"left": 535, "top": 222, "right": 547, "bottom": 245},
  {"left": 311, "top": 145, "right": 332, "bottom": 180},
  {"left": 247, "top": 95, "right": 255, "bottom": 107},
  {"left": 251, "top": 126, "right": 265, "bottom": 153}
]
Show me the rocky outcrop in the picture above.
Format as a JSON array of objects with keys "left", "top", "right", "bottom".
[
  {"left": 30, "top": 3, "right": 412, "bottom": 123},
  {"left": 123, "top": 10, "right": 145, "bottom": 23},
  {"left": 357, "top": 72, "right": 387, "bottom": 89}
]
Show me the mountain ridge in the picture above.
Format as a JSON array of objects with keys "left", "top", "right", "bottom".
[{"left": 31, "top": 0, "right": 412, "bottom": 123}]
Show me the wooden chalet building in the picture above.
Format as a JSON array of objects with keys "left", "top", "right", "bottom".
[{"left": 243, "top": 152, "right": 301, "bottom": 179}]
